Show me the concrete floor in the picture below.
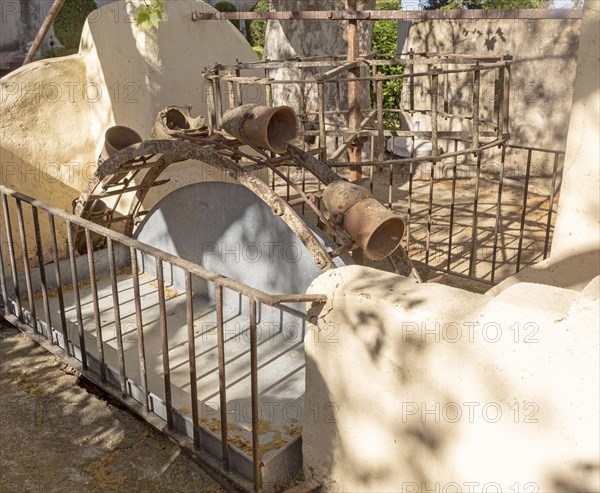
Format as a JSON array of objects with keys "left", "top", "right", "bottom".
[
  {"left": 30, "top": 271, "right": 306, "bottom": 457},
  {"left": 0, "top": 320, "right": 226, "bottom": 493}
]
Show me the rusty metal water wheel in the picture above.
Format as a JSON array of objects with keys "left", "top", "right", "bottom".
[{"left": 73, "top": 138, "right": 339, "bottom": 271}]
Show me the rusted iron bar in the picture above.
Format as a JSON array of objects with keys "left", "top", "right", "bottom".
[
  {"left": 468, "top": 152, "right": 483, "bottom": 278},
  {"left": 192, "top": 9, "right": 581, "bottom": 22},
  {"left": 66, "top": 219, "right": 87, "bottom": 369},
  {"left": 491, "top": 145, "right": 507, "bottom": 284},
  {"left": 85, "top": 228, "right": 106, "bottom": 381},
  {"left": 318, "top": 82, "right": 327, "bottom": 163},
  {"left": 0, "top": 229, "right": 8, "bottom": 318},
  {"left": 185, "top": 272, "right": 200, "bottom": 449},
  {"left": 249, "top": 298, "right": 261, "bottom": 492},
  {"left": 130, "top": 247, "right": 149, "bottom": 410},
  {"left": 0, "top": 185, "right": 328, "bottom": 307},
  {"left": 15, "top": 199, "right": 37, "bottom": 330},
  {"left": 156, "top": 258, "right": 174, "bottom": 430},
  {"left": 543, "top": 153, "right": 561, "bottom": 260},
  {"left": 347, "top": 0, "right": 362, "bottom": 182},
  {"left": 215, "top": 284, "right": 229, "bottom": 470},
  {"left": 472, "top": 62, "right": 481, "bottom": 151},
  {"left": 316, "top": 60, "right": 363, "bottom": 81},
  {"left": 49, "top": 214, "right": 69, "bottom": 355},
  {"left": 329, "top": 136, "right": 507, "bottom": 167},
  {"left": 358, "top": 129, "right": 503, "bottom": 140},
  {"left": 328, "top": 110, "right": 378, "bottom": 163},
  {"left": 431, "top": 67, "right": 440, "bottom": 158},
  {"left": 108, "top": 238, "right": 127, "bottom": 396},
  {"left": 447, "top": 140, "right": 459, "bottom": 271},
  {"left": 516, "top": 150, "right": 533, "bottom": 273},
  {"left": 2, "top": 193, "right": 22, "bottom": 319}
]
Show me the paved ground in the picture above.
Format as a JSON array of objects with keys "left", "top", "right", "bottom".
[{"left": 0, "top": 319, "right": 226, "bottom": 493}]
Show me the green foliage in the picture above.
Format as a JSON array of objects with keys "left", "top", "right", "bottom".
[
  {"left": 42, "top": 47, "right": 78, "bottom": 59},
  {"left": 248, "top": 0, "right": 269, "bottom": 49},
  {"left": 215, "top": 1, "right": 240, "bottom": 30},
  {"left": 53, "top": 0, "right": 98, "bottom": 50},
  {"left": 373, "top": 0, "right": 402, "bottom": 128},
  {"left": 136, "top": 0, "right": 165, "bottom": 30},
  {"left": 252, "top": 45, "right": 265, "bottom": 59},
  {"left": 424, "top": 0, "right": 548, "bottom": 9}
]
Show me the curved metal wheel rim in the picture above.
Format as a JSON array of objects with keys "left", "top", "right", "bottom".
[{"left": 75, "top": 139, "right": 336, "bottom": 271}]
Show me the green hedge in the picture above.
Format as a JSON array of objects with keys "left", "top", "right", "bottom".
[
  {"left": 53, "top": 0, "right": 98, "bottom": 50},
  {"left": 215, "top": 1, "right": 240, "bottom": 30},
  {"left": 248, "top": 0, "right": 269, "bottom": 52}
]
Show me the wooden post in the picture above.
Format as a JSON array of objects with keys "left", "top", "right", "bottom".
[
  {"left": 23, "top": 0, "right": 66, "bottom": 65},
  {"left": 347, "top": 0, "right": 363, "bottom": 182}
]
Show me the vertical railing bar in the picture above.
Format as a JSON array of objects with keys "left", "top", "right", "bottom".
[
  {"left": 235, "top": 67, "right": 242, "bottom": 106},
  {"left": 543, "top": 152, "right": 560, "bottom": 259},
  {"left": 156, "top": 258, "right": 174, "bottom": 429},
  {"left": 409, "top": 49, "right": 415, "bottom": 114},
  {"left": 425, "top": 159, "right": 435, "bottom": 266},
  {"left": 406, "top": 161, "right": 414, "bottom": 253},
  {"left": 15, "top": 198, "right": 37, "bottom": 331},
  {"left": 32, "top": 207, "right": 52, "bottom": 337},
  {"left": 447, "top": 139, "right": 459, "bottom": 271},
  {"left": 206, "top": 78, "right": 216, "bottom": 134},
  {"left": 301, "top": 167, "right": 306, "bottom": 216},
  {"left": 369, "top": 135, "right": 375, "bottom": 194},
  {"left": 2, "top": 193, "right": 22, "bottom": 319},
  {"left": 318, "top": 82, "right": 327, "bottom": 163},
  {"left": 468, "top": 152, "right": 482, "bottom": 278},
  {"left": 66, "top": 219, "right": 87, "bottom": 369},
  {"left": 0, "top": 224, "right": 9, "bottom": 318},
  {"left": 249, "top": 298, "right": 261, "bottom": 493},
  {"left": 215, "top": 283, "right": 230, "bottom": 470},
  {"left": 430, "top": 68, "right": 439, "bottom": 160},
  {"left": 108, "top": 238, "right": 127, "bottom": 396},
  {"left": 472, "top": 62, "right": 481, "bottom": 152},
  {"left": 186, "top": 272, "right": 200, "bottom": 449},
  {"left": 502, "top": 59, "right": 511, "bottom": 134},
  {"left": 213, "top": 77, "right": 224, "bottom": 130},
  {"left": 49, "top": 213, "right": 69, "bottom": 356},
  {"left": 516, "top": 149, "right": 533, "bottom": 273},
  {"left": 227, "top": 69, "right": 236, "bottom": 109},
  {"left": 496, "top": 65, "right": 505, "bottom": 139},
  {"left": 130, "top": 247, "right": 149, "bottom": 410},
  {"left": 491, "top": 145, "right": 507, "bottom": 284},
  {"left": 85, "top": 228, "right": 106, "bottom": 382}
]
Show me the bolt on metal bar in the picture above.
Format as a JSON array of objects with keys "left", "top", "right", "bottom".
[
  {"left": 468, "top": 152, "right": 483, "bottom": 278},
  {"left": 185, "top": 272, "right": 200, "bottom": 449},
  {"left": 108, "top": 238, "right": 127, "bottom": 396},
  {"left": 130, "top": 247, "right": 149, "bottom": 410},
  {"left": 85, "top": 228, "right": 106, "bottom": 382},
  {"left": 447, "top": 139, "right": 459, "bottom": 271},
  {"left": 516, "top": 149, "right": 533, "bottom": 273},
  {"left": 49, "top": 213, "right": 69, "bottom": 355},
  {"left": 491, "top": 145, "right": 507, "bottom": 284},
  {"left": 543, "top": 152, "right": 561, "bottom": 260},
  {"left": 156, "top": 258, "right": 174, "bottom": 430},
  {"left": 32, "top": 207, "right": 52, "bottom": 340},
  {"left": 2, "top": 193, "right": 22, "bottom": 319},
  {"left": 215, "top": 284, "right": 230, "bottom": 470},
  {"left": 66, "top": 219, "right": 87, "bottom": 369},
  {"left": 15, "top": 199, "right": 37, "bottom": 331},
  {"left": 249, "top": 298, "right": 261, "bottom": 493}
]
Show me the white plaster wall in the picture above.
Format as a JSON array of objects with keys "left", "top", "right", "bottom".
[
  {"left": 0, "top": 0, "right": 259, "bottom": 263},
  {"left": 303, "top": 265, "right": 599, "bottom": 492}
]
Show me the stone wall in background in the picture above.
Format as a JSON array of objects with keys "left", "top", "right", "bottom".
[{"left": 399, "top": 10, "right": 582, "bottom": 177}]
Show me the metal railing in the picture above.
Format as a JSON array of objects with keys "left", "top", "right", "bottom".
[{"left": 0, "top": 184, "right": 326, "bottom": 492}]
